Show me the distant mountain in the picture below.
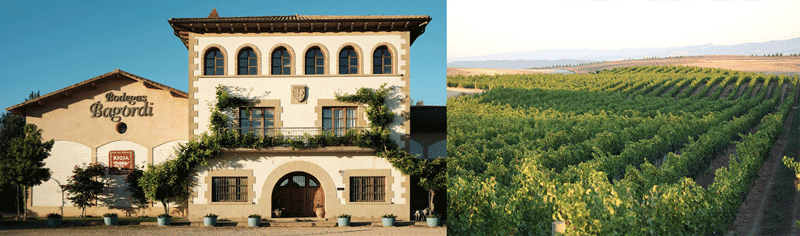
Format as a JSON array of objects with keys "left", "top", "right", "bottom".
[
  {"left": 448, "top": 37, "right": 800, "bottom": 63},
  {"left": 446, "top": 59, "right": 595, "bottom": 69}
]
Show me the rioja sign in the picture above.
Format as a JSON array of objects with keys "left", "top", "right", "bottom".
[{"left": 108, "top": 150, "right": 134, "bottom": 174}]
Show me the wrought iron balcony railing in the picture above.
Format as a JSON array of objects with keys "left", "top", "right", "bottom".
[{"left": 217, "top": 126, "right": 371, "bottom": 140}]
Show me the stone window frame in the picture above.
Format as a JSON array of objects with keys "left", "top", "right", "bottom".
[
  {"left": 232, "top": 99, "right": 283, "bottom": 132},
  {"left": 336, "top": 43, "right": 364, "bottom": 75},
  {"left": 237, "top": 107, "right": 275, "bottom": 136},
  {"left": 322, "top": 107, "right": 357, "bottom": 130},
  {"left": 235, "top": 44, "right": 262, "bottom": 75},
  {"left": 204, "top": 169, "right": 255, "bottom": 205},
  {"left": 370, "top": 43, "right": 399, "bottom": 75},
  {"left": 202, "top": 45, "right": 228, "bottom": 76},
  {"left": 341, "top": 169, "right": 393, "bottom": 205},
  {"left": 314, "top": 99, "right": 366, "bottom": 129},
  {"left": 302, "top": 43, "right": 330, "bottom": 75},
  {"left": 270, "top": 44, "right": 294, "bottom": 75}
]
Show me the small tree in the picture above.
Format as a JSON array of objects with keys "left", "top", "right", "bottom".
[
  {"left": 64, "top": 163, "right": 106, "bottom": 217},
  {"left": 417, "top": 158, "right": 446, "bottom": 217},
  {"left": 139, "top": 161, "right": 187, "bottom": 216},
  {"left": 0, "top": 124, "right": 53, "bottom": 218},
  {"left": 125, "top": 167, "right": 150, "bottom": 214}
]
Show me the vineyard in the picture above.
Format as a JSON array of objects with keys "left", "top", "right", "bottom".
[{"left": 447, "top": 66, "right": 800, "bottom": 235}]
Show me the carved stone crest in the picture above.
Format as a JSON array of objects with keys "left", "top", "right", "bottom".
[{"left": 291, "top": 85, "right": 308, "bottom": 104}]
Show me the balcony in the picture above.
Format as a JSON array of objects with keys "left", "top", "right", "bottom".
[
  {"left": 214, "top": 126, "right": 378, "bottom": 154},
  {"left": 219, "top": 127, "right": 371, "bottom": 138},
  {"left": 214, "top": 126, "right": 380, "bottom": 150}
]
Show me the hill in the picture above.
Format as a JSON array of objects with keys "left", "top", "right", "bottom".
[
  {"left": 447, "top": 55, "right": 800, "bottom": 77},
  {"left": 448, "top": 37, "right": 800, "bottom": 62}
]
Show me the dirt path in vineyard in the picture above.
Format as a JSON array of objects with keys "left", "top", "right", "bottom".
[
  {"left": 726, "top": 83, "right": 800, "bottom": 236},
  {"left": 718, "top": 83, "right": 735, "bottom": 99}
]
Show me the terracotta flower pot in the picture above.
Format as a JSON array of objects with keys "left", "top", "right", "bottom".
[{"left": 315, "top": 208, "right": 324, "bottom": 218}]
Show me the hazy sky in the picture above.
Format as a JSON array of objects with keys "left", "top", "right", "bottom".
[
  {"left": 0, "top": 0, "right": 445, "bottom": 111},
  {"left": 448, "top": 0, "right": 800, "bottom": 60}
]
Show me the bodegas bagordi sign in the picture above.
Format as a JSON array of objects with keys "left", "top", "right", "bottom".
[{"left": 90, "top": 92, "right": 154, "bottom": 122}]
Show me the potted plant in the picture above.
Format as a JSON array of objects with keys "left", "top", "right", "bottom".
[
  {"left": 426, "top": 212, "right": 440, "bottom": 227},
  {"left": 203, "top": 213, "right": 218, "bottom": 227},
  {"left": 46, "top": 213, "right": 62, "bottom": 227},
  {"left": 337, "top": 214, "right": 351, "bottom": 227},
  {"left": 273, "top": 208, "right": 283, "bottom": 218},
  {"left": 103, "top": 213, "right": 119, "bottom": 226},
  {"left": 381, "top": 214, "right": 396, "bottom": 227},
  {"left": 247, "top": 214, "right": 261, "bottom": 227},
  {"left": 314, "top": 204, "right": 325, "bottom": 218},
  {"left": 157, "top": 214, "right": 171, "bottom": 226}
]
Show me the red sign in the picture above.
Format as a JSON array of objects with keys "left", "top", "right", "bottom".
[{"left": 109, "top": 150, "right": 134, "bottom": 174}]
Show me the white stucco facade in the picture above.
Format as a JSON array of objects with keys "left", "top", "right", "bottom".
[
  {"left": 182, "top": 18, "right": 420, "bottom": 220},
  {"left": 190, "top": 34, "right": 410, "bottom": 149},
  {"left": 32, "top": 141, "right": 91, "bottom": 207},
  {"left": 192, "top": 155, "right": 406, "bottom": 205},
  {"left": 153, "top": 140, "right": 187, "bottom": 165}
]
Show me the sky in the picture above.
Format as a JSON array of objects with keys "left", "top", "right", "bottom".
[
  {"left": 448, "top": 0, "right": 800, "bottom": 61},
  {"left": 0, "top": 0, "right": 446, "bottom": 112}
]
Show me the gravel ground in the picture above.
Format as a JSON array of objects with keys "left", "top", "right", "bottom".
[{"left": 0, "top": 225, "right": 446, "bottom": 236}]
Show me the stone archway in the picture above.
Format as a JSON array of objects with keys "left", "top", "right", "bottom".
[
  {"left": 259, "top": 161, "right": 338, "bottom": 219},
  {"left": 272, "top": 172, "right": 324, "bottom": 217}
]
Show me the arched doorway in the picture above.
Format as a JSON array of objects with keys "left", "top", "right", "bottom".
[{"left": 272, "top": 172, "right": 324, "bottom": 217}]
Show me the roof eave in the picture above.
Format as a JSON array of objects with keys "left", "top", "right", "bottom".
[
  {"left": 168, "top": 15, "right": 432, "bottom": 48},
  {"left": 5, "top": 69, "right": 188, "bottom": 115}
]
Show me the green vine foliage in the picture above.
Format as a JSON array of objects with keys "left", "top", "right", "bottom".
[
  {"left": 124, "top": 167, "right": 149, "bottom": 210},
  {"left": 210, "top": 85, "right": 251, "bottom": 132},
  {"left": 783, "top": 156, "right": 800, "bottom": 227},
  {"left": 337, "top": 84, "right": 447, "bottom": 215},
  {"left": 336, "top": 84, "right": 395, "bottom": 129}
]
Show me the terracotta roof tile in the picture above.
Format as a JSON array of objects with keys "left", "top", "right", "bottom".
[{"left": 208, "top": 8, "right": 219, "bottom": 18}]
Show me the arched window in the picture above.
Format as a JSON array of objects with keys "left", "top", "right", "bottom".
[
  {"left": 339, "top": 46, "right": 358, "bottom": 74},
  {"left": 237, "top": 47, "right": 258, "bottom": 75},
  {"left": 373, "top": 46, "right": 392, "bottom": 74},
  {"left": 205, "top": 48, "right": 224, "bottom": 75},
  {"left": 271, "top": 47, "right": 291, "bottom": 75},
  {"left": 305, "top": 47, "right": 324, "bottom": 75}
]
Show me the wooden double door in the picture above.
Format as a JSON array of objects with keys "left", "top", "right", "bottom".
[{"left": 272, "top": 172, "right": 324, "bottom": 217}]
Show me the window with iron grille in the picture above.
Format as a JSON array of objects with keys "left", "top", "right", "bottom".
[
  {"left": 339, "top": 46, "right": 358, "bottom": 74},
  {"left": 373, "top": 46, "right": 392, "bottom": 74},
  {"left": 322, "top": 107, "right": 356, "bottom": 135},
  {"left": 237, "top": 47, "right": 258, "bottom": 75},
  {"left": 212, "top": 177, "right": 248, "bottom": 202},
  {"left": 205, "top": 48, "right": 224, "bottom": 75},
  {"left": 349, "top": 176, "right": 385, "bottom": 202},
  {"left": 239, "top": 107, "right": 274, "bottom": 136}
]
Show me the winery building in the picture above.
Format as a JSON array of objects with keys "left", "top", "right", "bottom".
[
  {"left": 6, "top": 70, "right": 189, "bottom": 217},
  {"left": 169, "top": 12, "right": 430, "bottom": 220}
]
